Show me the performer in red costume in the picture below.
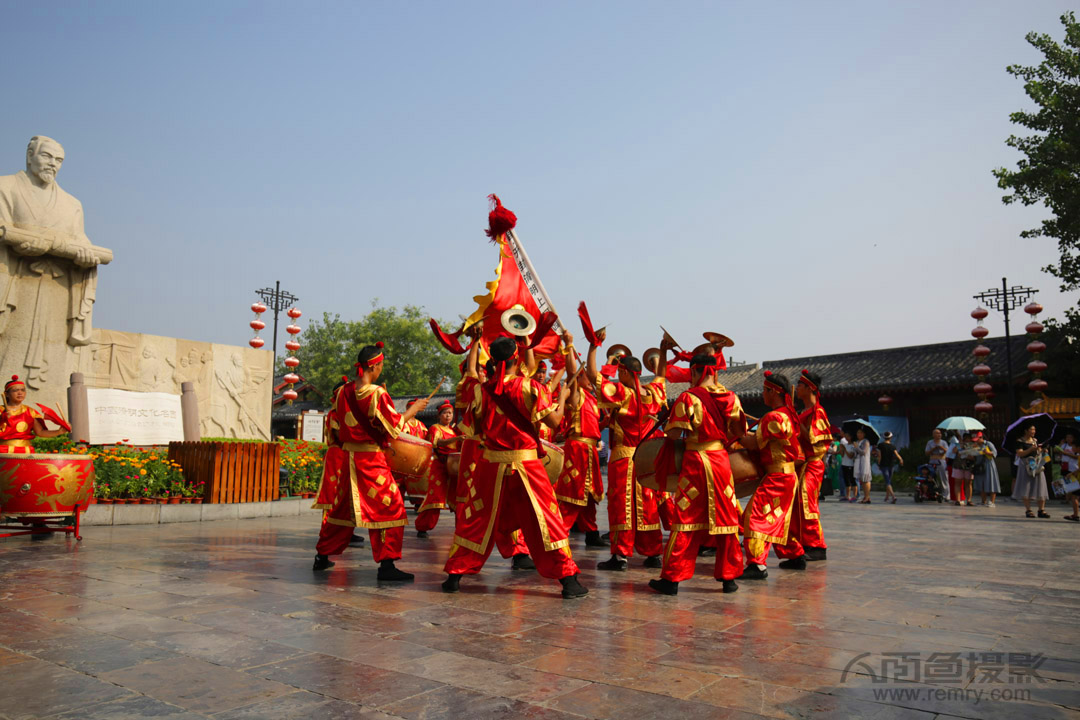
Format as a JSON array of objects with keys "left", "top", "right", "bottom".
[
  {"left": 312, "top": 343, "right": 427, "bottom": 581},
  {"left": 314, "top": 378, "right": 364, "bottom": 548},
  {"left": 442, "top": 336, "right": 587, "bottom": 598},
  {"left": 403, "top": 399, "right": 428, "bottom": 437},
  {"left": 738, "top": 372, "right": 804, "bottom": 580},
  {"left": 416, "top": 400, "right": 460, "bottom": 538},
  {"left": 649, "top": 354, "right": 747, "bottom": 595},
  {"left": 0, "top": 376, "right": 65, "bottom": 453},
  {"left": 553, "top": 333, "right": 606, "bottom": 547},
  {"left": 774, "top": 369, "right": 830, "bottom": 567},
  {"left": 587, "top": 330, "right": 669, "bottom": 571}
]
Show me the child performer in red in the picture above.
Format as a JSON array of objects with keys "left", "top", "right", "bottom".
[
  {"left": 0, "top": 376, "right": 66, "bottom": 453},
  {"left": 312, "top": 343, "right": 427, "bottom": 580},
  {"left": 416, "top": 400, "right": 460, "bottom": 537},
  {"left": 649, "top": 354, "right": 747, "bottom": 595}
]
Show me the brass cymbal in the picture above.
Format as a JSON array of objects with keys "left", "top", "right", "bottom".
[
  {"left": 702, "top": 331, "right": 734, "bottom": 348},
  {"left": 607, "top": 343, "right": 632, "bottom": 362},
  {"left": 642, "top": 347, "right": 662, "bottom": 374},
  {"left": 691, "top": 342, "right": 717, "bottom": 357}
]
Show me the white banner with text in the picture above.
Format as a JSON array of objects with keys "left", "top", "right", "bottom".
[{"left": 86, "top": 388, "right": 184, "bottom": 445}]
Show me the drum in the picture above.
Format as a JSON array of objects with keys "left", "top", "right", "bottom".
[
  {"left": 633, "top": 438, "right": 763, "bottom": 498},
  {"left": 444, "top": 441, "right": 564, "bottom": 485},
  {"left": 386, "top": 435, "right": 433, "bottom": 496},
  {"left": 0, "top": 453, "right": 95, "bottom": 517}
]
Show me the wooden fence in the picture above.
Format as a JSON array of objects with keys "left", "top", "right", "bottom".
[{"left": 168, "top": 442, "right": 281, "bottom": 503}]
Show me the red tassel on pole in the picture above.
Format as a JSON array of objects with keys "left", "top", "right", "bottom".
[
  {"left": 485, "top": 194, "right": 517, "bottom": 240},
  {"left": 578, "top": 301, "right": 600, "bottom": 346},
  {"left": 429, "top": 319, "right": 467, "bottom": 354}
]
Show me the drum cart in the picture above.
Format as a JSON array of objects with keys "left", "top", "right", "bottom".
[{"left": 0, "top": 506, "right": 84, "bottom": 541}]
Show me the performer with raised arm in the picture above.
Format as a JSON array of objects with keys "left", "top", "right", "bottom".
[
  {"left": 415, "top": 400, "right": 460, "bottom": 538},
  {"left": 738, "top": 372, "right": 804, "bottom": 580},
  {"left": 553, "top": 331, "right": 606, "bottom": 547},
  {"left": 442, "top": 336, "right": 587, "bottom": 598},
  {"left": 0, "top": 375, "right": 66, "bottom": 453},
  {"left": 587, "top": 329, "right": 669, "bottom": 571},
  {"left": 312, "top": 343, "right": 427, "bottom": 581},
  {"left": 648, "top": 354, "right": 746, "bottom": 595},
  {"left": 774, "top": 369, "right": 830, "bottom": 566}
]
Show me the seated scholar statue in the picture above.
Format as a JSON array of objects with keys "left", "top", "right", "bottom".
[{"left": 0, "top": 136, "right": 113, "bottom": 389}]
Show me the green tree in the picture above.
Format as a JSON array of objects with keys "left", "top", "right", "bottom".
[
  {"left": 994, "top": 12, "right": 1080, "bottom": 395},
  {"left": 278, "top": 302, "right": 459, "bottom": 399}
]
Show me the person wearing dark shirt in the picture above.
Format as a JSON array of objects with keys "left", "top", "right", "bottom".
[{"left": 874, "top": 432, "right": 903, "bottom": 504}]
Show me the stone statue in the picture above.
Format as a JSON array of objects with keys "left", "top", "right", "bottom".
[{"left": 0, "top": 136, "right": 112, "bottom": 390}]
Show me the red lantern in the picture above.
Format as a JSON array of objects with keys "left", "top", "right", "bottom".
[
  {"left": 283, "top": 372, "right": 300, "bottom": 384},
  {"left": 282, "top": 389, "right": 299, "bottom": 402},
  {"left": 974, "top": 382, "right": 992, "bottom": 396},
  {"left": 287, "top": 307, "right": 302, "bottom": 320},
  {"left": 973, "top": 364, "right": 991, "bottom": 376},
  {"left": 250, "top": 319, "right": 266, "bottom": 331},
  {"left": 284, "top": 356, "right": 299, "bottom": 368},
  {"left": 1028, "top": 360, "right": 1047, "bottom": 374},
  {"left": 971, "top": 307, "right": 989, "bottom": 320},
  {"left": 975, "top": 400, "right": 993, "bottom": 415},
  {"left": 249, "top": 337, "right": 265, "bottom": 349},
  {"left": 251, "top": 302, "right": 267, "bottom": 314},
  {"left": 1025, "top": 321, "right": 1044, "bottom": 335},
  {"left": 878, "top": 394, "right": 893, "bottom": 411},
  {"left": 1024, "top": 301, "right": 1043, "bottom": 316},
  {"left": 285, "top": 340, "right": 301, "bottom": 352},
  {"left": 286, "top": 324, "right": 302, "bottom": 335},
  {"left": 1027, "top": 340, "right": 1046, "bottom": 354},
  {"left": 971, "top": 326, "right": 989, "bottom": 339},
  {"left": 972, "top": 345, "right": 991, "bottom": 358},
  {"left": 1029, "top": 379, "right": 1048, "bottom": 393}
]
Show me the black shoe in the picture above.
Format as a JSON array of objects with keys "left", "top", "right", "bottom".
[
  {"left": 805, "top": 547, "right": 827, "bottom": 562},
  {"left": 720, "top": 579, "right": 739, "bottom": 593},
  {"left": 584, "top": 531, "right": 608, "bottom": 547},
  {"left": 597, "top": 555, "right": 628, "bottom": 571},
  {"left": 1026, "top": 511, "right": 1035, "bottom": 518},
  {"left": 313, "top": 554, "right": 335, "bottom": 571},
  {"left": 648, "top": 578, "right": 679, "bottom": 595},
  {"left": 512, "top": 553, "right": 536, "bottom": 570},
  {"left": 601, "top": 532, "right": 611, "bottom": 541},
  {"left": 560, "top": 574, "right": 589, "bottom": 599},
  {"left": 377, "top": 560, "right": 414, "bottom": 582},
  {"left": 1038, "top": 511, "right": 1051, "bottom": 518},
  {"left": 416, "top": 530, "right": 429, "bottom": 538},
  {"left": 441, "top": 574, "right": 461, "bottom": 593},
  {"left": 739, "top": 565, "right": 768, "bottom": 580},
  {"left": 1065, "top": 515, "right": 1080, "bottom": 522},
  {"left": 698, "top": 546, "right": 717, "bottom": 557},
  {"left": 643, "top": 555, "right": 663, "bottom": 569},
  {"left": 349, "top": 534, "right": 366, "bottom": 546},
  {"left": 778, "top": 556, "right": 807, "bottom": 570}
]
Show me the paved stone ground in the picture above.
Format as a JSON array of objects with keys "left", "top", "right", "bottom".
[{"left": 1, "top": 490, "right": 1078, "bottom": 719}]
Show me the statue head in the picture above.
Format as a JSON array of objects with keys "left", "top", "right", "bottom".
[{"left": 26, "top": 136, "right": 65, "bottom": 186}]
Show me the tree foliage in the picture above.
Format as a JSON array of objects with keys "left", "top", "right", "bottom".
[
  {"left": 278, "top": 302, "right": 459, "bottom": 399},
  {"left": 994, "top": 13, "right": 1080, "bottom": 396},
  {"left": 993, "top": 12, "right": 1080, "bottom": 290}
]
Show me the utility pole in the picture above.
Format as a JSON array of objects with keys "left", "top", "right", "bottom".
[
  {"left": 255, "top": 280, "right": 299, "bottom": 369},
  {"left": 973, "top": 278, "right": 1037, "bottom": 420}
]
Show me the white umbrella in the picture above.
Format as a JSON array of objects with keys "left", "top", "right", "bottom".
[{"left": 937, "top": 416, "right": 986, "bottom": 432}]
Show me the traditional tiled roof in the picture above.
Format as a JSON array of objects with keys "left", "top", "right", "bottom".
[{"left": 1024, "top": 394, "right": 1080, "bottom": 418}]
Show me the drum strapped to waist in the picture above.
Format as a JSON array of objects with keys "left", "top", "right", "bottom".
[
  {"left": 384, "top": 434, "right": 435, "bottom": 496},
  {"left": 632, "top": 436, "right": 764, "bottom": 499},
  {"left": 446, "top": 440, "right": 565, "bottom": 486}
]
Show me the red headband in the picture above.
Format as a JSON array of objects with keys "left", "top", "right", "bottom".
[
  {"left": 798, "top": 369, "right": 819, "bottom": 392},
  {"left": 762, "top": 370, "right": 787, "bottom": 395},
  {"left": 354, "top": 342, "right": 385, "bottom": 369},
  {"left": 4, "top": 375, "right": 24, "bottom": 392}
]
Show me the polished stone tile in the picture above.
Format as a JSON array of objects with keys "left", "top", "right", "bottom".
[
  {"left": 0, "top": 657, "right": 129, "bottom": 719},
  {"left": 146, "top": 629, "right": 309, "bottom": 669},
  {"left": 45, "top": 693, "right": 209, "bottom": 719},
  {"left": 32, "top": 631, "right": 178, "bottom": 675},
  {"left": 390, "top": 650, "right": 591, "bottom": 703},
  {"left": 523, "top": 647, "right": 718, "bottom": 699},
  {"left": 214, "top": 691, "right": 403, "bottom": 720},
  {"left": 546, "top": 682, "right": 771, "bottom": 720},
  {"left": 397, "top": 625, "right": 561, "bottom": 664}
]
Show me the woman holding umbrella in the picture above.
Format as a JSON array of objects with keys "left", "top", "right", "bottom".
[
  {"left": 854, "top": 427, "right": 874, "bottom": 503},
  {"left": 971, "top": 431, "right": 1000, "bottom": 507},
  {"left": 1011, "top": 423, "right": 1050, "bottom": 518}
]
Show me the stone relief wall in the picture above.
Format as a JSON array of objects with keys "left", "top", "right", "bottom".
[{"left": 1, "top": 330, "right": 273, "bottom": 441}]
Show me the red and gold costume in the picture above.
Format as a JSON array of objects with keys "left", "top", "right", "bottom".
[
  {"left": 403, "top": 418, "right": 427, "bottom": 438},
  {"left": 445, "top": 374, "right": 578, "bottom": 579},
  {"left": 742, "top": 405, "right": 803, "bottom": 566},
  {"left": 595, "top": 373, "right": 666, "bottom": 558},
  {"left": 416, "top": 420, "right": 460, "bottom": 533},
  {"left": 775, "top": 400, "right": 830, "bottom": 559},
  {"left": 313, "top": 381, "right": 408, "bottom": 561},
  {"left": 0, "top": 404, "right": 41, "bottom": 454},
  {"left": 555, "top": 387, "right": 603, "bottom": 533},
  {"left": 660, "top": 385, "right": 747, "bottom": 581}
]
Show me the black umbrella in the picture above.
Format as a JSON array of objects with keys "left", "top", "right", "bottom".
[
  {"left": 842, "top": 418, "right": 880, "bottom": 445},
  {"left": 1050, "top": 424, "right": 1080, "bottom": 447},
  {"left": 1003, "top": 413, "right": 1057, "bottom": 454}
]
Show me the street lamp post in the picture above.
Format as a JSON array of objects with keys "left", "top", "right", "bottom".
[
  {"left": 973, "top": 277, "right": 1037, "bottom": 420},
  {"left": 255, "top": 280, "right": 299, "bottom": 368}
]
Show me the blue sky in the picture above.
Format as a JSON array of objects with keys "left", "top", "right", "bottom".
[{"left": 3, "top": 1, "right": 1074, "bottom": 365}]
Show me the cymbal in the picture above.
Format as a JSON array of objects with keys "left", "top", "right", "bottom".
[
  {"left": 607, "top": 343, "right": 632, "bottom": 362},
  {"left": 691, "top": 342, "right": 716, "bottom": 357},
  {"left": 642, "top": 347, "right": 662, "bottom": 374},
  {"left": 702, "top": 331, "right": 734, "bottom": 348}
]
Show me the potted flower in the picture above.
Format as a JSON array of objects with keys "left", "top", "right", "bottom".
[{"left": 191, "top": 480, "right": 206, "bottom": 504}]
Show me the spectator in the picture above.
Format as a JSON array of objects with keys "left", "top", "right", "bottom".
[
  {"left": 875, "top": 431, "right": 903, "bottom": 504},
  {"left": 1012, "top": 423, "right": 1049, "bottom": 518},
  {"left": 925, "top": 429, "right": 950, "bottom": 501},
  {"left": 1059, "top": 431, "right": 1078, "bottom": 522},
  {"left": 824, "top": 431, "right": 843, "bottom": 497},
  {"left": 854, "top": 427, "right": 873, "bottom": 504},
  {"left": 971, "top": 431, "right": 1000, "bottom": 507},
  {"left": 840, "top": 431, "right": 858, "bottom": 502},
  {"left": 948, "top": 432, "right": 975, "bottom": 506}
]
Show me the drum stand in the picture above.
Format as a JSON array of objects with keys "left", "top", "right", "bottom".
[{"left": 0, "top": 505, "right": 83, "bottom": 541}]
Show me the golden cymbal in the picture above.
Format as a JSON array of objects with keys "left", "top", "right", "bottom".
[
  {"left": 642, "top": 347, "right": 662, "bottom": 374},
  {"left": 607, "top": 343, "right": 632, "bottom": 363},
  {"left": 702, "top": 331, "right": 734, "bottom": 348}
]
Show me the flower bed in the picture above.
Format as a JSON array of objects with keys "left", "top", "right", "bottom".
[
  {"left": 280, "top": 439, "right": 326, "bottom": 497},
  {"left": 33, "top": 434, "right": 203, "bottom": 503}
]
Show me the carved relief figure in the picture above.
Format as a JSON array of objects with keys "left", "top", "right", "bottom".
[{"left": 0, "top": 136, "right": 112, "bottom": 390}]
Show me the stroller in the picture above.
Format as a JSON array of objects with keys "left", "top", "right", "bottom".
[{"left": 914, "top": 464, "right": 943, "bottom": 503}]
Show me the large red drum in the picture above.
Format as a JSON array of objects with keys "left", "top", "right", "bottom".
[
  {"left": 445, "top": 440, "right": 564, "bottom": 486},
  {"left": 0, "top": 453, "right": 95, "bottom": 517},
  {"left": 386, "top": 434, "right": 434, "bottom": 496},
  {"left": 633, "top": 438, "right": 762, "bottom": 498}
]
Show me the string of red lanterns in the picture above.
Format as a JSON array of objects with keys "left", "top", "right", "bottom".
[
  {"left": 1025, "top": 301, "right": 1047, "bottom": 394},
  {"left": 971, "top": 306, "right": 993, "bottom": 417},
  {"left": 282, "top": 308, "right": 302, "bottom": 404},
  {"left": 249, "top": 302, "right": 267, "bottom": 349}
]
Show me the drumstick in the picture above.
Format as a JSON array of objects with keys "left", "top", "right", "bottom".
[
  {"left": 425, "top": 377, "right": 448, "bottom": 402},
  {"left": 54, "top": 403, "right": 67, "bottom": 424}
]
